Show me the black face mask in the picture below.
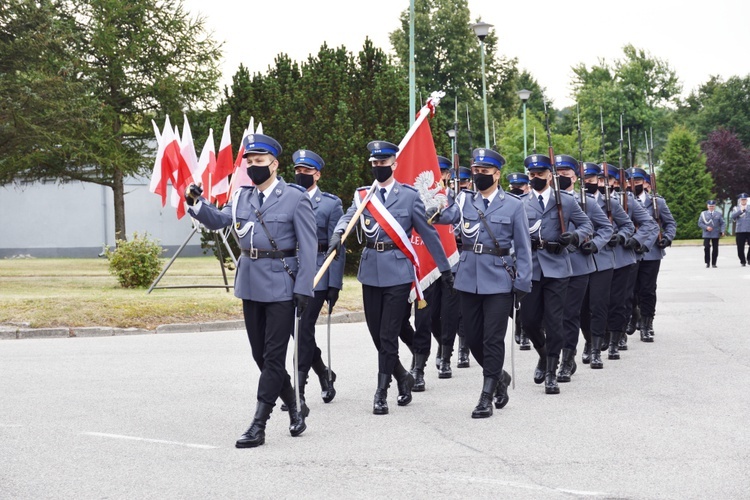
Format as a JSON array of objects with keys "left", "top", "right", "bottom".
[
  {"left": 598, "top": 185, "right": 607, "bottom": 195},
  {"left": 371, "top": 166, "right": 393, "bottom": 183},
  {"left": 509, "top": 187, "right": 525, "bottom": 196},
  {"left": 473, "top": 173, "right": 496, "bottom": 192},
  {"left": 626, "top": 185, "right": 632, "bottom": 192},
  {"left": 613, "top": 186, "right": 621, "bottom": 193},
  {"left": 248, "top": 164, "right": 273, "bottom": 185},
  {"left": 585, "top": 183, "right": 599, "bottom": 195},
  {"left": 634, "top": 184, "right": 644, "bottom": 196},
  {"left": 529, "top": 177, "right": 548, "bottom": 192},
  {"left": 557, "top": 176, "right": 573, "bottom": 191},
  {"left": 294, "top": 173, "right": 315, "bottom": 190}
]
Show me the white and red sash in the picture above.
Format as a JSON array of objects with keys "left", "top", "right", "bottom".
[{"left": 355, "top": 188, "right": 424, "bottom": 303}]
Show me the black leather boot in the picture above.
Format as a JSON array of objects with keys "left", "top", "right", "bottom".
[
  {"left": 618, "top": 331, "right": 628, "bottom": 350},
  {"left": 581, "top": 342, "right": 591, "bottom": 364},
  {"left": 607, "top": 331, "right": 620, "bottom": 360},
  {"left": 494, "top": 370, "right": 511, "bottom": 409},
  {"left": 457, "top": 336, "right": 470, "bottom": 368},
  {"left": 411, "top": 353, "right": 427, "bottom": 392},
  {"left": 393, "top": 361, "right": 415, "bottom": 406},
  {"left": 590, "top": 337, "right": 604, "bottom": 369},
  {"left": 438, "top": 344, "right": 453, "bottom": 379},
  {"left": 435, "top": 345, "right": 442, "bottom": 369},
  {"left": 297, "top": 371, "right": 309, "bottom": 417},
  {"left": 472, "top": 377, "right": 498, "bottom": 418},
  {"left": 545, "top": 355, "right": 560, "bottom": 394},
  {"left": 311, "top": 356, "right": 337, "bottom": 403},
  {"left": 533, "top": 345, "right": 547, "bottom": 384},
  {"left": 641, "top": 316, "right": 654, "bottom": 342},
  {"left": 373, "top": 373, "right": 390, "bottom": 415},
  {"left": 278, "top": 382, "right": 307, "bottom": 437},
  {"left": 235, "top": 402, "right": 273, "bottom": 448},
  {"left": 556, "top": 348, "right": 576, "bottom": 383},
  {"left": 519, "top": 332, "right": 531, "bottom": 350}
]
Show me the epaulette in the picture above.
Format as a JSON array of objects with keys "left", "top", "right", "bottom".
[
  {"left": 561, "top": 190, "right": 574, "bottom": 197},
  {"left": 356, "top": 186, "right": 369, "bottom": 191},
  {"left": 505, "top": 192, "right": 520, "bottom": 200},
  {"left": 460, "top": 189, "right": 476, "bottom": 196},
  {"left": 585, "top": 193, "right": 596, "bottom": 200},
  {"left": 654, "top": 194, "right": 665, "bottom": 199},
  {"left": 322, "top": 192, "right": 340, "bottom": 202},
  {"left": 287, "top": 183, "right": 306, "bottom": 193},
  {"left": 400, "top": 184, "right": 418, "bottom": 193}
]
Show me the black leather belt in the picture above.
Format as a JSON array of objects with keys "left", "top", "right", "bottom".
[
  {"left": 531, "top": 239, "right": 562, "bottom": 253},
  {"left": 366, "top": 241, "right": 399, "bottom": 252},
  {"left": 241, "top": 248, "right": 296, "bottom": 259},
  {"left": 461, "top": 244, "right": 510, "bottom": 256},
  {"left": 318, "top": 243, "right": 328, "bottom": 253}
]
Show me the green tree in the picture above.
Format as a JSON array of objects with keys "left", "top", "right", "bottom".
[
  {"left": 680, "top": 75, "right": 750, "bottom": 147},
  {"left": 0, "top": 0, "right": 221, "bottom": 240},
  {"left": 658, "top": 126, "right": 713, "bottom": 239}
]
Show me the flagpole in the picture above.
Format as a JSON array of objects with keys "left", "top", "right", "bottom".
[{"left": 409, "top": 0, "right": 415, "bottom": 125}]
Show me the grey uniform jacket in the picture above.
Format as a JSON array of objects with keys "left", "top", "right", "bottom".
[
  {"left": 593, "top": 193, "right": 634, "bottom": 272},
  {"left": 188, "top": 177, "right": 316, "bottom": 301},
  {"left": 698, "top": 210, "right": 725, "bottom": 238},
  {"left": 335, "top": 182, "right": 450, "bottom": 288},
  {"left": 310, "top": 188, "right": 345, "bottom": 292},
  {"left": 522, "top": 189, "right": 594, "bottom": 281},
  {"left": 731, "top": 205, "right": 750, "bottom": 233},
  {"left": 613, "top": 192, "right": 659, "bottom": 268},
  {"left": 568, "top": 193, "right": 613, "bottom": 276},
  {"left": 440, "top": 188, "right": 532, "bottom": 294},
  {"left": 638, "top": 194, "right": 676, "bottom": 261}
]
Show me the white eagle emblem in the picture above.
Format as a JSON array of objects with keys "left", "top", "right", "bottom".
[
  {"left": 299, "top": 150, "right": 306, "bottom": 158},
  {"left": 532, "top": 155, "right": 538, "bottom": 162},
  {"left": 248, "top": 134, "right": 255, "bottom": 143},
  {"left": 374, "top": 142, "right": 381, "bottom": 150},
  {"left": 479, "top": 149, "right": 485, "bottom": 156},
  {"left": 414, "top": 170, "right": 448, "bottom": 211}
]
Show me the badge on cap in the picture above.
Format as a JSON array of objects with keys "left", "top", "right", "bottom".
[
  {"left": 299, "top": 150, "right": 306, "bottom": 158},
  {"left": 532, "top": 155, "right": 538, "bottom": 162},
  {"left": 556, "top": 155, "right": 562, "bottom": 162},
  {"left": 373, "top": 142, "right": 380, "bottom": 149},
  {"left": 479, "top": 149, "right": 485, "bottom": 156},
  {"left": 248, "top": 134, "right": 254, "bottom": 143}
]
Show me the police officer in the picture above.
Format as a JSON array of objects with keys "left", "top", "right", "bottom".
[
  {"left": 731, "top": 193, "right": 750, "bottom": 266},
  {"left": 184, "top": 134, "right": 316, "bottom": 448},
  {"left": 438, "top": 148, "right": 532, "bottom": 416},
  {"left": 451, "top": 165, "right": 473, "bottom": 369},
  {"left": 291, "top": 149, "right": 344, "bottom": 406},
  {"left": 554, "top": 156, "right": 612, "bottom": 381},
  {"left": 521, "top": 154, "right": 593, "bottom": 395},
  {"left": 327, "top": 141, "right": 453, "bottom": 415},
  {"left": 578, "top": 163, "right": 634, "bottom": 368},
  {"left": 698, "top": 200, "right": 725, "bottom": 268},
  {"left": 458, "top": 166, "right": 473, "bottom": 192},
  {"left": 506, "top": 172, "right": 532, "bottom": 351},
  {"left": 633, "top": 168, "right": 677, "bottom": 342}
]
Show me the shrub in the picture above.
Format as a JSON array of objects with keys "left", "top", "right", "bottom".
[{"left": 105, "top": 232, "right": 164, "bottom": 288}]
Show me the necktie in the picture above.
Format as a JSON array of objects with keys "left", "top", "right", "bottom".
[
  {"left": 538, "top": 194, "right": 545, "bottom": 211},
  {"left": 483, "top": 198, "right": 489, "bottom": 210},
  {"left": 380, "top": 188, "right": 387, "bottom": 203},
  {"left": 258, "top": 192, "right": 265, "bottom": 207}
]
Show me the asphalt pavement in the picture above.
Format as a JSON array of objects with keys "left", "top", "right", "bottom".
[{"left": 1, "top": 245, "right": 749, "bottom": 499}]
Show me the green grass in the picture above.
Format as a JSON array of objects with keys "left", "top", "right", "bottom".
[{"left": 0, "top": 257, "right": 362, "bottom": 329}]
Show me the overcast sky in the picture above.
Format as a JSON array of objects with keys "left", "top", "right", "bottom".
[{"left": 183, "top": 0, "right": 748, "bottom": 110}]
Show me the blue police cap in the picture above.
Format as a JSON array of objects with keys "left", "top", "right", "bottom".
[
  {"left": 507, "top": 172, "right": 529, "bottom": 185},
  {"left": 458, "top": 166, "right": 472, "bottom": 180},
  {"left": 471, "top": 148, "right": 505, "bottom": 169},
  {"left": 582, "top": 162, "right": 601, "bottom": 177},
  {"left": 739, "top": 193, "right": 748, "bottom": 199},
  {"left": 437, "top": 156, "right": 452, "bottom": 170},
  {"left": 707, "top": 200, "right": 716, "bottom": 206},
  {"left": 524, "top": 154, "right": 552, "bottom": 171},
  {"left": 243, "top": 133, "right": 282, "bottom": 158},
  {"left": 292, "top": 149, "right": 325, "bottom": 170},
  {"left": 367, "top": 140, "right": 399, "bottom": 161},
  {"left": 628, "top": 167, "right": 649, "bottom": 181},
  {"left": 605, "top": 164, "right": 620, "bottom": 180},
  {"left": 554, "top": 154, "right": 578, "bottom": 170}
]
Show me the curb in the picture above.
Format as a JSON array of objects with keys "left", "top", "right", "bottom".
[{"left": 1, "top": 311, "right": 366, "bottom": 340}]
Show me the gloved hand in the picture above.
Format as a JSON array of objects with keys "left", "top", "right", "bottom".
[
  {"left": 185, "top": 183, "right": 203, "bottom": 206},
  {"left": 657, "top": 238, "right": 672, "bottom": 249},
  {"left": 327, "top": 287, "right": 340, "bottom": 308},
  {"left": 440, "top": 270, "right": 455, "bottom": 293},
  {"left": 512, "top": 287, "right": 528, "bottom": 308},
  {"left": 545, "top": 241, "right": 563, "bottom": 254},
  {"left": 293, "top": 293, "right": 308, "bottom": 316},
  {"left": 608, "top": 233, "right": 625, "bottom": 247},
  {"left": 531, "top": 236, "right": 541, "bottom": 250},
  {"left": 580, "top": 240, "right": 598, "bottom": 255},
  {"left": 325, "top": 232, "right": 343, "bottom": 260},
  {"left": 634, "top": 241, "right": 647, "bottom": 254},
  {"left": 558, "top": 231, "right": 579, "bottom": 247},
  {"left": 425, "top": 206, "right": 441, "bottom": 223},
  {"left": 624, "top": 237, "right": 639, "bottom": 250}
]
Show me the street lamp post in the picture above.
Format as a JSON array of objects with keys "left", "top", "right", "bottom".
[
  {"left": 517, "top": 88, "right": 532, "bottom": 157},
  {"left": 471, "top": 21, "right": 493, "bottom": 149}
]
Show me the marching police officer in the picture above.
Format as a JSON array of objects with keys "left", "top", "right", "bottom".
[
  {"left": 506, "top": 172, "right": 532, "bottom": 351},
  {"left": 184, "top": 134, "right": 316, "bottom": 448},
  {"left": 630, "top": 167, "right": 677, "bottom": 342},
  {"left": 731, "top": 193, "right": 750, "bottom": 266},
  {"left": 291, "top": 149, "right": 344, "bottom": 407},
  {"left": 698, "top": 200, "right": 725, "bottom": 268},
  {"left": 554, "top": 156, "right": 612, "bottom": 381},
  {"left": 438, "top": 148, "right": 532, "bottom": 417},
  {"left": 458, "top": 166, "right": 473, "bottom": 192},
  {"left": 521, "top": 154, "right": 593, "bottom": 395},
  {"left": 327, "top": 141, "right": 453, "bottom": 415}
]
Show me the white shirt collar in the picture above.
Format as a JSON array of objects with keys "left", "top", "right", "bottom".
[
  {"left": 258, "top": 176, "right": 280, "bottom": 197},
  {"left": 377, "top": 180, "right": 396, "bottom": 199},
  {"left": 482, "top": 187, "right": 499, "bottom": 206},
  {"left": 532, "top": 186, "right": 552, "bottom": 207},
  {"left": 307, "top": 186, "right": 319, "bottom": 200}
]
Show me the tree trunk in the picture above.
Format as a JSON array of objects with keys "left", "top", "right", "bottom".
[{"left": 113, "top": 167, "right": 126, "bottom": 242}]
